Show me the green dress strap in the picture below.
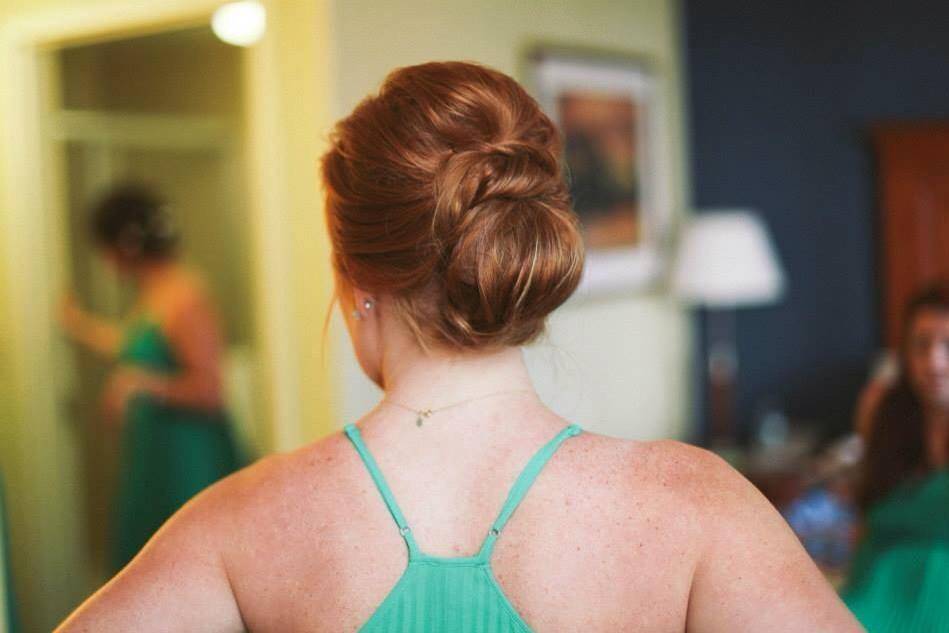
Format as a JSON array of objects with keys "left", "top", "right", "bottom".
[
  {"left": 343, "top": 423, "right": 581, "bottom": 564},
  {"left": 343, "top": 423, "right": 583, "bottom": 632},
  {"left": 477, "top": 424, "right": 581, "bottom": 560},
  {"left": 344, "top": 424, "right": 421, "bottom": 557}
]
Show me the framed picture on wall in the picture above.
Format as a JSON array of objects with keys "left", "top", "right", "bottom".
[{"left": 526, "top": 45, "right": 672, "bottom": 295}]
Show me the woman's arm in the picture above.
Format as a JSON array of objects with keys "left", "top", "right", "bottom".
[
  {"left": 58, "top": 294, "right": 124, "bottom": 359},
  {"left": 854, "top": 352, "right": 899, "bottom": 441},
  {"left": 854, "top": 379, "right": 888, "bottom": 442},
  {"left": 55, "top": 479, "right": 245, "bottom": 632},
  {"left": 684, "top": 450, "right": 863, "bottom": 632}
]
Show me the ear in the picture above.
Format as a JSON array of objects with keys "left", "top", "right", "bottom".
[{"left": 351, "top": 288, "right": 376, "bottom": 320}]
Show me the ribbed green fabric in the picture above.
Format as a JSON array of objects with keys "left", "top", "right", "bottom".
[{"left": 344, "top": 423, "right": 582, "bottom": 632}]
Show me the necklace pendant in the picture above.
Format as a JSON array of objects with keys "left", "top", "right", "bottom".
[{"left": 416, "top": 409, "right": 433, "bottom": 427}]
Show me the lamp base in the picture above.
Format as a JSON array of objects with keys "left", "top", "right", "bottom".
[{"left": 705, "top": 308, "right": 738, "bottom": 446}]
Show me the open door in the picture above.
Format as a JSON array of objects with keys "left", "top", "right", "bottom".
[
  {"left": 46, "top": 27, "right": 262, "bottom": 581},
  {"left": 1, "top": 3, "right": 333, "bottom": 626}
]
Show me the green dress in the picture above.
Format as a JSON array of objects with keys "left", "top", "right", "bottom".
[
  {"left": 842, "top": 470, "right": 949, "bottom": 632},
  {"left": 111, "top": 319, "right": 242, "bottom": 571},
  {"left": 1, "top": 475, "right": 20, "bottom": 633}
]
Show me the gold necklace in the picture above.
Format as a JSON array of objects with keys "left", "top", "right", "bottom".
[{"left": 383, "top": 389, "right": 534, "bottom": 427}]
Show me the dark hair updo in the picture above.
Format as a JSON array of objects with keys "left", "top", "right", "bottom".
[
  {"left": 321, "top": 61, "right": 585, "bottom": 350},
  {"left": 91, "top": 183, "right": 179, "bottom": 262}
]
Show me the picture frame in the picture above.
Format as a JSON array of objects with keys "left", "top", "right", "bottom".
[{"left": 525, "top": 45, "right": 672, "bottom": 295}]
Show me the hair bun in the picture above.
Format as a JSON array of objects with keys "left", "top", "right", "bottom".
[
  {"left": 91, "top": 183, "right": 179, "bottom": 261},
  {"left": 433, "top": 139, "right": 560, "bottom": 234},
  {"left": 323, "top": 61, "right": 585, "bottom": 349},
  {"left": 430, "top": 137, "right": 582, "bottom": 346}
]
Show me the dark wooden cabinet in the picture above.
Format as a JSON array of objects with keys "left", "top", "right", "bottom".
[{"left": 873, "top": 122, "right": 949, "bottom": 346}]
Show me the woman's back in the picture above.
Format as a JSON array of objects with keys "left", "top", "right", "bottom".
[
  {"left": 56, "top": 396, "right": 860, "bottom": 632},
  {"left": 217, "top": 419, "right": 692, "bottom": 630},
  {"left": 197, "top": 404, "right": 846, "bottom": 632}
]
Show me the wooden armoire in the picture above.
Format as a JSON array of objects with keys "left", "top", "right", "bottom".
[{"left": 872, "top": 122, "right": 949, "bottom": 347}]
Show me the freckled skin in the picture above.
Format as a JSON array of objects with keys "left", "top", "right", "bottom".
[
  {"left": 57, "top": 406, "right": 861, "bottom": 632},
  {"left": 56, "top": 287, "right": 861, "bottom": 632}
]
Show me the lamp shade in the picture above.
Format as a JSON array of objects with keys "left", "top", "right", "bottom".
[{"left": 671, "top": 210, "right": 785, "bottom": 308}]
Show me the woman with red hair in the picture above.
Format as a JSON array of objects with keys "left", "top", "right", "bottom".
[{"left": 58, "top": 61, "right": 858, "bottom": 632}]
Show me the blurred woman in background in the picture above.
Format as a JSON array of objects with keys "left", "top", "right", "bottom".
[
  {"left": 59, "top": 184, "right": 242, "bottom": 572},
  {"left": 843, "top": 283, "right": 949, "bottom": 631}
]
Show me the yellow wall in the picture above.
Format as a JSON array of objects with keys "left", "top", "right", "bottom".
[{"left": 333, "top": 0, "right": 693, "bottom": 440}]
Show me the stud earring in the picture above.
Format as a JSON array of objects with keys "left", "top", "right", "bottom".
[{"left": 352, "top": 297, "right": 374, "bottom": 322}]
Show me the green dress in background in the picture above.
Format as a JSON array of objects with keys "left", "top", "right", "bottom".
[
  {"left": 842, "top": 470, "right": 949, "bottom": 632},
  {"left": 111, "top": 319, "right": 243, "bottom": 571},
  {"left": 1, "top": 475, "right": 20, "bottom": 633}
]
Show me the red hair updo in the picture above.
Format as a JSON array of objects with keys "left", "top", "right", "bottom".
[{"left": 321, "top": 61, "right": 584, "bottom": 349}]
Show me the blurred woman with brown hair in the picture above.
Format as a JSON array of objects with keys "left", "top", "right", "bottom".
[
  {"left": 843, "top": 283, "right": 949, "bottom": 631},
  {"left": 58, "top": 62, "right": 857, "bottom": 632},
  {"left": 59, "top": 184, "right": 242, "bottom": 573}
]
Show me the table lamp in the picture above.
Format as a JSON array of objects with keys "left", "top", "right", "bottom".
[{"left": 671, "top": 210, "right": 785, "bottom": 447}]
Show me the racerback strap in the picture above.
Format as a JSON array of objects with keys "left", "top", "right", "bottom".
[
  {"left": 344, "top": 424, "right": 421, "bottom": 556},
  {"left": 344, "top": 422, "right": 582, "bottom": 563},
  {"left": 477, "top": 424, "right": 582, "bottom": 560}
]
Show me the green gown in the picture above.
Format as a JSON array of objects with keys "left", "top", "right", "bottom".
[
  {"left": 111, "top": 318, "right": 242, "bottom": 572},
  {"left": 842, "top": 470, "right": 949, "bottom": 632},
  {"left": 1, "top": 475, "right": 19, "bottom": 633}
]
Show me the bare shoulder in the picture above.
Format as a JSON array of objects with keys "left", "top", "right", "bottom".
[
  {"left": 550, "top": 431, "right": 760, "bottom": 562},
  {"left": 559, "top": 433, "right": 807, "bottom": 558},
  {"left": 156, "top": 267, "right": 217, "bottom": 323},
  {"left": 564, "top": 434, "right": 861, "bottom": 631},
  {"left": 562, "top": 431, "right": 751, "bottom": 514},
  {"left": 51, "top": 434, "right": 359, "bottom": 631},
  {"left": 639, "top": 439, "right": 764, "bottom": 508},
  {"left": 209, "top": 430, "right": 357, "bottom": 523}
]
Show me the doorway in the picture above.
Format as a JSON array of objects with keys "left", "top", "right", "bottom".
[
  {"left": 1, "top": 2, "right": 334, "bottom": 626},
  {"left": 48, "top": 26, "right": 262, "bottom": 581}
]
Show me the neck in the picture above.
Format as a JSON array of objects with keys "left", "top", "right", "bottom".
[{"left": 381, "top": 343, "right": 535, "bottom": 410}]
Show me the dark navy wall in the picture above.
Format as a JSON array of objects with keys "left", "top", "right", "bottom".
[{"left": 683, "top": 0, "right": 949, "bottom": 439}]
